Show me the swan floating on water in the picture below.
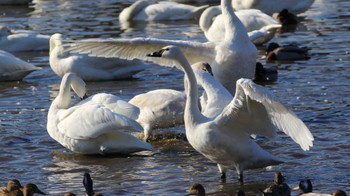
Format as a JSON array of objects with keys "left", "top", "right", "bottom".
[
  {"left": 47, "top": 72, "right": 154, "bottom": 154},
  {"left": 0, "top": 50, "right": 41, "bottom": 81},
  {"left": 199, "top": 7, "right": 281, "bottom": 45},
  {"left": 49, "top": 33, "right": 148, "bottom": 81},
  {"left": 119, "top": 0, "right": 208, "bottom": 22},
  {"left": 231, "top": 0, "right": 315, "bottom": 15},
  {"left": 0, "top": 26, "right": 49, "bottom": 52},
  {"left": 68, "top": 0, "right": 258, "bottom": 96},
  {"left": 147, "top": 45, "right": 314, "bottom": 183}
]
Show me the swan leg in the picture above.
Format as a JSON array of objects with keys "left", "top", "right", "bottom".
[
  {"left": 217, "top": 164, "right": 226, "bottom": 180},
  {"left": 238, "top": 173, "right": 244, "bottom": 185}
]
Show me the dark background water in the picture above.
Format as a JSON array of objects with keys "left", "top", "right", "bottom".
[{"left": 0, "top": 0, "right": 349, "bottom": 195}]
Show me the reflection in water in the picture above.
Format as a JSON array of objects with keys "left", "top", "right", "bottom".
[{"left": 0, "top": 0, "right": 350, "bottom": 195}]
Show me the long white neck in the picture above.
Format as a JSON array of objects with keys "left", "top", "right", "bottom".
[
  {"left": 222, "top": 0, "right": 248, "bottom": 41},
  {"left": 175, "top": 54, "right": 205, "bottom": 127},
  {"left": 199, "top": 6, "right": 221, "bottom": 32},
  {"left": 53, "top": 74, "right": 74, "bottom": 110}
]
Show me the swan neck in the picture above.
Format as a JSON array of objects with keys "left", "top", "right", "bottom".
[
  {"left": 55, "top": 74, "right": 74, "bottom": 109},
  {"left": 221, "top": 0, "right": 247, "bottom": 40}
]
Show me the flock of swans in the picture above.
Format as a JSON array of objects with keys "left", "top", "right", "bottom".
[{"left": 0, "top": 0, "right": 316, "bottom": 184}]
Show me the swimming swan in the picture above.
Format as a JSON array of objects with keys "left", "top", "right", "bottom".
[
  {"left": 147, "top": 45, "right": 314, "bottom": 183},
  {"left": 119, "top": 0, "right": 209, "bottom": 22},
  {"left": 231, "top": 0, "right": 315, "bottom": 15},
  {"left": 49, "top": 33, "right": 148, "bottom": 81},
  {"left": 199, "top": 7, "right": 281, "bottom": 44},
  {"left": 68, "top": 0, "right": 258, "bottom": 96},
  {"left": 0, "top": 26, "right": 50, "bottom": 52},
  {"left": 47, "top": 72, "right": 154, "bottom": 154},
  {"left": 0, "top": 50, "right": 41, "bottom": 81}
]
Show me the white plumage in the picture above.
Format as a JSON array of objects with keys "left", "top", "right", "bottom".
[
  {"left": 147, "top": 45, "right": 314, "bottom": 183},
  {"left": 49, "top": 33, "right": 148, "bottom": 81},
  {"left": 68, "top": 0, "right": 258, "bottom": 96},
  {"left": 0, "top": 50, "right": 41, "bottom": 81},
  {"left": 47, "top": 72, "right": 154, "bottom": 154}
]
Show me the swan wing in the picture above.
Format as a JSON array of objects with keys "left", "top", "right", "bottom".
[
  {"left": 57, "top": 104, "right": 142, "bottom": 140},
  {"left": 67, "top": 37, "right": 214, "bottom": 69},
  {"left": 215, "top": 78, "right": 314, "bottom": 151}
]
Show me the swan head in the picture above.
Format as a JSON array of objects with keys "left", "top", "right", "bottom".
[
  {"left": 191, "top": 62, "right": 214, "bottom": 76},
  {"left": 50, "top": 33, "right": 64, "bottom": 54},
  {"left": 62, "top": 73, "right": 88, "bottom": 100},
  {"left": 147, "top": 45, "right": 182, "bottom": 59}
]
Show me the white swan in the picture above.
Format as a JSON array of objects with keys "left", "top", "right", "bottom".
[
  {"left": 119, "top": 0, "right": 209, "bottom": 22},
  {"left": 49, "top": 33, "right": 148, "bottom": 81},
  {"left": 147, "top": 45, "right": 314, "bottom": 183},
  {"left": 199, "top": 7, "right": 281, "bottom": 45},
  {"left": 0, "top": 50, "right": 41, "bottom": 81},
  {"left": 0, "top": 26, "right": 50, "bottom": 52},
  {"left": 68, "top": 0, "right": 257, "bottom": 96},
  {"left": 231, "top": 0, "right": 315, "bottom": 15},
  {"left": 47, "top": 72, "right": 154, "bottom": 154}
]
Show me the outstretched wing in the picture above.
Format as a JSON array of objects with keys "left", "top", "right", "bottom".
[
  {"left": 67, "top": 37, "right": 214, "bottom": 69},
  {"left": 215, "top": 78, "right": 314, "bottom": 151},
  {"left": 57, "top": 104, "right": 142, "bottom": 140}
]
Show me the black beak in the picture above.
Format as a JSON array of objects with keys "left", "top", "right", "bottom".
[
  {"left": 147, "top": 49, "right": 164, "bottom": 57},
  {"left": 81, "top": 94, "right": 88, "bottom": 100}
]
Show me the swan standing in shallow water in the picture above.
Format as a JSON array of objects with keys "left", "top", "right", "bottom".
[
  {"left": 0, "top": 26, "right": 49, "bottom": 52},
  {"left": 49, "top": 33, "right": 148, "bottom": 81},
  {"left": 231, "top": 0, "right": 315, "bottom": 15},
  {"left": 0, "top": 50, "right": 41, "bottom": 81},
  {"left": 68, "top": 0, "right": 257, "bottom": 96},
  {"left": 147, "top": 45, "right": 314, "bottom": 183},
  {"left": 47, "top": 72, "right": 154, "bottom": 154},
  {"left": 119, "top": 0, "right": 208, "bottom": 22},
  {"left": 199, "top": 7, "right": 281, "bottom": 45}
]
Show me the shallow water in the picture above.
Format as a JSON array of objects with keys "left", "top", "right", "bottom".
[{"left": 0, "top": 0, "right": 349, "bottom": 195}]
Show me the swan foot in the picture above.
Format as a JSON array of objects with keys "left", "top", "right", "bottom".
[
  {"left": 220, "top": 172, "right": 226, "bottom": 183},
  {"left": 238, "top": 173, "right": 244, "bottom": 185}
]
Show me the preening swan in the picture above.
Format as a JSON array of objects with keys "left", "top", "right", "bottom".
[
  {"left": 47, "top": 72, "right": 154, "bottom": 154},
  {"left": 0, "top": 26, "right": 49, "bottom": 52},
  {"left": 49, "top": 33, "right": 148, "bottom": 81},
  {"left": 119, "top": 0, "right": 208, "bottom": 22},
  {"left": 231, "top": 0, "right": 315, "bottom": 15},
  {"left": 147, "top": 45, "right": 314, "bottom": 183},
  {"left": 68, "top": 0, "right": 258, "bottom": 96},
  {"left": 129, "top": 88, "right": 186, "bottom": 141},
  {"left": 199, "top": 7, "right": 281, "bottom": 44},
  {"left": 0, "top": 50, "right": 41, "bottom": 81}
]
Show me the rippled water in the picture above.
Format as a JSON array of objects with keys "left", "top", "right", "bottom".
[{"left": 0, "top": 0, "right": 349, "bottom": 195}]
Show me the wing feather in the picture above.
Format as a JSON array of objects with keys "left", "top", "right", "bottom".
[{"left": 215, "top": 78, "right": 314, "bottom": 151}]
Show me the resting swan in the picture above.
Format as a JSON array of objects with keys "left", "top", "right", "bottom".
[
  {"left": 0, "top": 26, "right": 50, "bottom": 52},
  {"left": 200, "top": 6, "right": 281, "bottom": 44},
  {"left": 49, "top": 33, "right": 148, "bottom": 81},
  {"left": 47, "top": 72, "right": 154, "bottom": 154},
  {"left": 68, "top": 0, "right": 258, "bottom": 96},
  {"left": 119, "top": 0, "right": 208, "bottom": 22},
  {"left": 0, "top": 50, "right": 41, "bottom": 81},
  {"left": 231, "top": 0, "right": 315, "bottom": 15},
  {"left": 147, "top": 45, "right": 314, "bottom": 183}
]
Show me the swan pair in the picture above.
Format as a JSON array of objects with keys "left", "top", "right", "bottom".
[
  {"left": 0, "top": 50, "right": 41, "bottom": 81},
  {"left": 147, "top": 45, "right": 314, "bottom": 183},
  {"left": 199, "top": 7, "right": 281, "bottom": 45},
  {"left": 49, "top": 33, "right": 148, "bottom": 81},
  {"left": 47, "top": 72, "right": 154, "bottom": 154},
  {"left": 68, "top": 0, "right": 257, "bottom": 96},
  {"left": 119, "top": 0, "right": 208, "bottom": 22},
  {"left": 231, "top": 0, "right": 315, "bottom": 15},
  {"left": 0, "top": 26, "right": 50, "bottom": 52}
]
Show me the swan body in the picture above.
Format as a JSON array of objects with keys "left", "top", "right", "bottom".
[
  {"left": 199, "top": 7, "right": 281, "bottom": 45},
  {"left": 129, "top": 89, "right": 186, "bottom": 141},
  {"left": 69, "top": 0, "right": 258, "bottom": 96},
  {"left": 50, "top": 33, "right": 148, "bottom": 81},
  {"left": 0, "top": 26, "right": 49, "bottom": 52},
  {"left": 147, "top": 45, "right": 314, "bottom": 183},
  {"left": 0, "top": 50, "right": 41, "bottom": 81},
  {"left": 47, "top": 72, "right": 154, "bottom": 154},
  {"left": 231, "top": 0, "right": 315, "bottom": 15},
  {"left": 119, "top": 0, "right": 208, "bottom": 22}
]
